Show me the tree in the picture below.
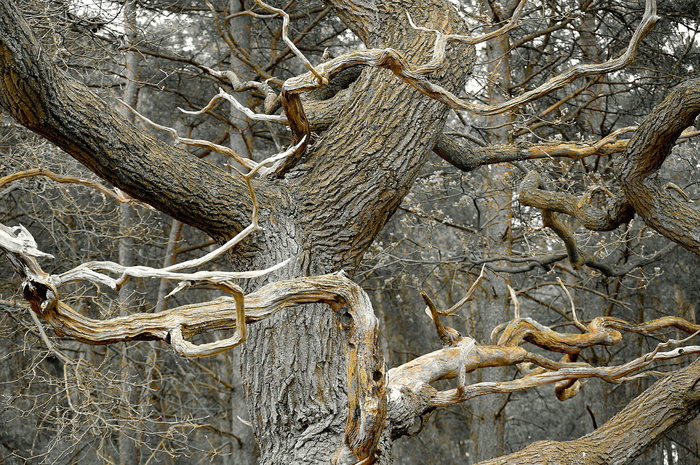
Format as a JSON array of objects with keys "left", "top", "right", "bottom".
[{"left": 2, "top": 0, "right": 700, "bottom": 463}]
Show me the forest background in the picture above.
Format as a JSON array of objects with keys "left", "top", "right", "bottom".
[{"left": 2, "top": 0, "right": 700, "bottom": 464}]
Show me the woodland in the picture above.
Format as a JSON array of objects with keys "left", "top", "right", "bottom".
[{"left": 1, "top": 0, "right": 700, "bottom": 464}]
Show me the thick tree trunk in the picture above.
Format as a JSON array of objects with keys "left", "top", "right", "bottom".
[{"left": 6, "top": 1, "right": 700, "bottom": 464}]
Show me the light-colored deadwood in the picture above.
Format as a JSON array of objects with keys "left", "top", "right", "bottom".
[{"left": 0, "top": 224, "right": 386, "bottom": 463}]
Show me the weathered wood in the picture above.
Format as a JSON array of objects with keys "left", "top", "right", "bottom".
[{"left": 473, "top": 359, "right": 700, "bottom": 465}]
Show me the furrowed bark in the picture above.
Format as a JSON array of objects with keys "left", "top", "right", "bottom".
[
  {"left": 0, "top": 0, "right": 266, "bottom": 239},
  {"left": 616, "top": 78, "right": 700, "bottom": 255},
  {"left": 237, "top": 1, "right": 474, "bottom": 462},
  {"left": 474, "top": 358, "right": 700, "bottom": 465}
]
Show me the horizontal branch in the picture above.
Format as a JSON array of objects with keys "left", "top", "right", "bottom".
[
  {"left": 435, "top": 126, "right": 637, "bottom": 172},
  {"left": 473, "top": 359, "right": 700, "bottom": 465},
  {"left": 0, "top": 168, "right": 149, "bottom": 207},
  {"left": 385, "top": 300, "right": 700, "bottom": 441},
  {"left": 519, "top": 171, "right": 634, "bottom": 232}
]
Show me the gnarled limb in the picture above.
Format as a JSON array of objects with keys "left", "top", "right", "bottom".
[
  {"left": 283, "top": 0, "right": 657, "bottom": 121},
  {"left": 473, "top": 358, "right": 700, "bottom": 465},
  {"left": 537, "top": 200, "right": 676, "bottom": 276},
  {"left": 617, "top": 78, "right": 700, "bottom": 255},
  {"left": 0, "top": 227, "right": 386, "bottom": 463},
  {"left": 519, "top": 171, "right": 634, "bottom": 231},
  {"left": 385, "top": 298, "right": 700, "bottom": 443}
]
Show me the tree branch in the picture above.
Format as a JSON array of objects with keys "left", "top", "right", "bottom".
[
  {"left": 616, "top": 78, "right": 700, "bottom": 255},
  {"left": 286, "top": 0, "right": 658, "bottom": 118},
  {"left": 474, "top": 358, "right": 700, "bottom": 465},
  {"left": 0, "top": 224, "right": 386, "bottom": 463},
  {"left": 0, "top": 0, "right": 268, "bottom": 239},
  {"left": 519, "top": 171, "right": 634, "bottom": 231}
]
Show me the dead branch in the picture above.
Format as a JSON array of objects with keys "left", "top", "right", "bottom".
[
  {"left": 120, "top": 99, "right": 257, "bottom": 172},
  {"left": 1, "top": 227, "right": 385, "bottom": 462},
  {"left": 0, "top": 168, "right": 148, "bottom": 207},
  {"left": 279, "top": 0, "right": 657, "bottom": 120},
  {"left": 386, "top": 310, "right": 700, "bottom": 440}
]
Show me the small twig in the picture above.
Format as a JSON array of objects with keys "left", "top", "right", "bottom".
[
  {"left": 421, "top": 292, "right": 461, "bottom": 346},
  {"left": 253, "top": 0, "right": 327, "bottom": 85},
  {"left": 438, "top": 265, "right": 486, "bottom": 315},
  {"left": 507, "top": 284, "right": 520, "bottom": 319},
  {"left": 29, "top": 310, "right": 71, "bottom": 364},
  {"left": 557, "top": 277, "right": 587, "bottom": 332},
  {"left": 664, "top": 182, "right": 693, "bottom": 202},
  {"left": 119, "top": 99, "right": 256, "bottom": 172}
]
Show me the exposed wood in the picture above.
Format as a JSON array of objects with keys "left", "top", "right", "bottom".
[{"left": 473, "top": 359, "right": 700, "bottom": 465}]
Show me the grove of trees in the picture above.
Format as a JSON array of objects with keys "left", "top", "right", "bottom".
[{"left": 2, "top": 0, "right": 700, "bottom": 463}]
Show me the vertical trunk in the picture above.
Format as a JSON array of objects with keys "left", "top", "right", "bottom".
[
  {"left": 118, "top": 1, "right": 140, "bottom": 462},
  {"left": 578, "top": 0, "right": 605, "bottom": 137},
  {"left": 228, "top": 0, "right": 252, "bottom": 162},
  {"left": 224, "top": 2, "right": 259, "bottom": 463},
  {"left": 237, "top": 3, "right": 474, "bottom": 463},
  {"left": 467, "top": 2, "right": 518, "bottom": 461}
]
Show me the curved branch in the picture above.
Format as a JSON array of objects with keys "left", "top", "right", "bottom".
[
  {"left": 283, "top": 0, "right": 657, "bottom": 118},
  {"left": 473, "top": 358, "right": 700, "bottom": 465},
  {"left": 0, "top": 0, "right": 264, "bottom": 238},
  {"left": 519, "top": 171, "right": 634, "bottom": 231},
  {"left": 0, "top": 169, "right": 149, "bottom": 207},
  {"left": 616, "top": 78, "right": 700, "bottom": 255},
  {"left": 3, "top": 236, "right": 386, "bottom": 463}
]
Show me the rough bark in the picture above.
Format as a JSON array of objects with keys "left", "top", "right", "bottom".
[
  {"left": 474, "top": 358, "right": 700, "bottom": 465},
  {"left": 0, "top": 0, "right": 473, "bottom": 463},
  {"left": 3, "top": 0, "right": 700, "bottom": 464},
  {"left": 237, "top": 1, "right": 473, "bottom": 461},
  {"left": 0, "top": 0, "right": 261, "bottom": 239},
  {"left": 616, "top": 78, "right": 700, "bottom": 255}
]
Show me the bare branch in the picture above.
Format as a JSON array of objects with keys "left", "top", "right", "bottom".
[
  {"left": 119, "top": 99, "right": 256, "bottom": 172},
  {"left": 0, "top": 168, "right": 149, "bottom": 207},
  {"left": 556, "top": 277, "right": 586, "bottom": 332},
  {"left": 519, "top": 171, "right": 634, "bottom": 232},
  {"left": 281, "top": 0, "right": 657, "bottom": 118},
  {"left": 180, "top": 88, "right": 285, "bottom": 124},
  {"left": 253, "top": 0, "right": 328, "bottom": 86}
]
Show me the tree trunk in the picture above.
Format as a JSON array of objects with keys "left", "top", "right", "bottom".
[
  {"left": 234, "top": 3, "right": 473, "bottom": 462},
  {"left": 117, "top": 2, "right": 141, "bottom": 461}
]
